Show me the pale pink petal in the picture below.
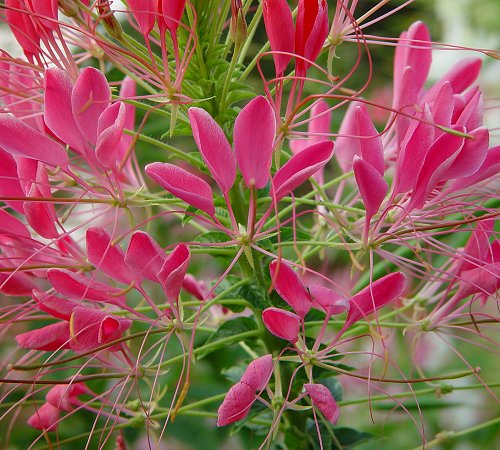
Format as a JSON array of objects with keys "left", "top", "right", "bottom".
[
  {"left": 95, "top": 102, "right": 126, "bottom": 169},
  {"left": 0, "top": 114, "right": 68, "bottom": 168},
  {"left": 263, "top": 0, "right": 294, "bottom": 75},
  {"left": 234, "top": 96, "right": 276, "bottom": 189},
  {"left": 16, "top": 321, "right": 71, "bottom": 351},
  {"left": 304, "top": 383, "right": 340, "bottom": 424},
  {"left": 44, "top": 68, "right": 86, "bottom": 153},
  {"left": 269, "top": 260, "right": 311, "bottom": 317},
  {"left": 125, "top": 231, "right": 165, "bottom": 282},
  {"left": 71, "top": 67, "right": 111, "bottom": 146},
  {"left": 188, "top": 107, "right": 236, "bottom": 194},
  {"left": 262, "top": 307, "right": 301, "bottom": 342},
  {"left": 182, "top": 274, "right": 208, "bottom": 300},
  {"left": 217, "top": 382, "right": 255, "bottom": 427},
  {"left": 157, "top": 244, "right": 190, "bottom": 304},
  {"left": 353, "top": 156, "right": 388, "bottom": 222},
  {"left": 342, "top": 272, "right": 407, "bottom": 331},
  {"left": 145, "top": 162, "right": 215, "bottom": 217},
  {"left": 272, "top": 140, "right": 334, "bottom": 202},
  {"left": 86, "top": 227, "right": 134, "bottom": 284},
  {"left": 334, "top": 101, "right": 362, "bottom": 172},
  {"left": 240, "top": 354, "right": 273, "bottom": 391},
  {"left": 309, "top": 285, "right": 349, "bottom": 317},
  {"left": 27, "top": 403, "right": 60, "bottom": 431}
]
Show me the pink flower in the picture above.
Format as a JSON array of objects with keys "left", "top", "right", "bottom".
[{"left": 262, "top": 307, "right": 301, "bottom": 342}]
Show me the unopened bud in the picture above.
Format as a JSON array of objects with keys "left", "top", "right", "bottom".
[
  {"left": 230, "top": 0, "right": 247, "bottom": 45},
  {"left": 58, "top": 0, "right": 79, "bottom": 17},
  {"left": 97, "top": 0, "right": 123, "bottom": 40}
]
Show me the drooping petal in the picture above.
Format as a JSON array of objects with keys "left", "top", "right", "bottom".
[
  {"left": 125, "top": 231, "right": 165, "bottom": 282},
  {"left": 5, "top": 0, "right": 40, "bottom": 56},
  {"left": 44, "top": 68, "right": 86, "bottom": 153},
  {"left": 0, "top": 114, "right": 68, "bottom": 168},
  {"left": 262, "top": 307, "right": 301, "bottom": 342},
  {"left": 234, "top": 96, "right": 276, "bottom": 189},
  {"left": 145, "top": 162, "right": 215, "bottom": 217},
  {"left": 71, "top": 67, "right": 111, "bottom": 146},
  {"left": 0, "top": 149, "right": 25, "bottom": 213},
  {"left": 46, "top": 383, "right": 87, "bottom": 412},
  {"left": 240, "top": 354, "right": 273, "bottom": 391},
  {"left": 304, "top": 383, "right": 340, "bottom": 424},
  {"left": 157, "top": 244, "right": 190, "bottom": 304},
  {"left": 47, "top": 269, "right": 126, "bottom": 306},
  {"left": 353, "top": 156, "right": 388, "bottom": 222},
  {"left": 342, "top": 272, "right": 407, "bottom": 331},
  {"left": 86, "top": 227, "right": 134, "bottom": 285},
  {"left": 27, "top": 403, "right": 60, "bottom": 431},
  {"left": 182, "top": 274, "right": 208, "bottom": 300},
  {"left": 33, "top": 289, "right": 77, "bottom": 321},
  {"left": 355, "top": 107, "right": 384, "bottom": 175},
  {"left": 272, "top": 140, "right": 334, "bottom": 202},
  {"left": 217, "top": 382, "right": 255, "bottom": 427},
  {"left": 309, "top": 285, "right": 349, "bottom": 317},
  {"left": 127, "top": 0, "right": 157, "bottom": 35},
  {"left": 262, "top": 0, "right": 295, "bottom": 75},
  {"left": 188, "top": 107, "right": 236, "bottom": 194},
  {"left": 95, "top": 102, "right": 126, "bottom": 169},
  {"left": 16, "top": 321, "right": 71, "bottom": 351},
  {"left": 269, "top": 260, "right": 311, "bottom": 317},
  {"left": 158, "top": 0, "right": 187, "bottom": 35}
]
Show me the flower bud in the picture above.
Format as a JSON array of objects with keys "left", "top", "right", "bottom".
[
  {"left": 97, "top": 0, "right": 123, "bottom": 40},
  {"left": 230, "top": 0, "right": 247, "bottom": 45}
]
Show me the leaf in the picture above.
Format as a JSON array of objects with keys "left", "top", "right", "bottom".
[
  {"left": 237, "top": 278, "right": 270, "bottom": 310},
  {"left": 194, "top": 231, "right": 234, "bottom": 245},
  {"left": 182, "top": 205, "right": 198, "bottom": 226},
  {"left": 331, "top": 427, "right": 375, "bottom": 449},
  {"left": 316, "top": 376, "right": 343, "bottom": 402},
  {"left": 198, "top": 317, "right": 257, "bottom": 358}
]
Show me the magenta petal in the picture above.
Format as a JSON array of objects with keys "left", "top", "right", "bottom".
[
  {"left": 46, "top": 383, "right": 87, "bottom": 412},
  {"left": 263, "top": 0, "right": 294, "bottom": 75},
  {"left": 127, "top": 0, "right": 157, "bottom": 35},
  {"left": 458, "top": 220, "right": 495, "bottom": 274},
  {"left": 0, "top": 270, "right": 35, "bottom": 296},
  {"left": 95, "top": 102, "right": 126, "bottom": 168},
  {"left": 0, "top": 114, "right": 68, "bottom": 168},
  {"left": 86, "top": 227, "right": 134, "bottom": 285},
  {"left": 47, "top": 268, "right": 126, "bottom": 306},
  {"left": 125, "top": 231, "right": 166, "bottom": 282},
  {"left": 272, "top": 140, "right": 334, "bottom": 202},
  {"left": 262, "top": 307, "right": 301, "bottom": 342},
  {"left": 5, "top": 0, "right": 40, "bottom": 56},
  {"left": 334, "top": 101, "right": 362, "bottom": 172},
  {"left": 159, "top": 0, "right": 187, "bottom": 35},
  {"left": 33, "top": 289, "right": 77, "bottom": 321},
  {"left": 188, "top": 107, "right": 236, "bottom": 194},
  {"left": 309, "top": 285, "right": 349, "bottom": 317},
  {"left": 304, "top": 383, "right": 340, "bottom": 424},
  {"left": 0, "top": 149, "right": 25, "bottom": 213},
  {"left": 71, "top": 67, "right": 111, "bottom": 146},
  {"left": 353, "top": 157, "right": 388, "bottom": 222},
  {"left": 145, "top": 162, "right": 215, "bottom": 217},
  {"left": 44, "top": 68, "right": 85, "bottom": 153},
  {"left": 240, "top": 354, "right": 273, "bottom": 391},
  {"left": 343, "top": 272, "right": 407, "bottom": 330},
  {"left": 269, "top": 260, "right": 311, "bottom": 317},
  {"left": 0, "top": 209, "right": 30, "bottom": 238},
  {"left": 234, "top": 96, "right": 276, "bottom": 189},
  {"left": 182, "top": 274, "right": 208, "bottom": 300},
  {"left": 157, "top": 244, "right": 190, "bottom": 304},
  {"left": 354, "top": 107, "right": 384, "bottom": 175},
  {"left": 27, "top": 403, "right": 60, "bottom": 431},
  {"left": 217, "top": 382, "right": 255, "bottom": 427},
  {"left": 16, "top": 321, "right": 70, "bottom": 351}
]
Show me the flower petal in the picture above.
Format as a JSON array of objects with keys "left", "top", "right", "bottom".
[
  {"left": 125, "top": 231, "right": 166, "bottom": 282},
  {"left": 240, "top": 354, "right": 273, "bottom": 391},
  {"left": 262, "top": 307, "right": 301, "bottom": 342},
  {"left": 217, "top": 382, "right": 255, "bottom": 427},
  {"left": 304, "top": 383, "right": 340, "bottom": 424}
]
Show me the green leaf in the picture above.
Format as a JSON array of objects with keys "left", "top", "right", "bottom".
[
  {"left": 238, "top": 277, "right": 270, "bottom": 310},
  {"left": 268, "top": 227, "right": 312, "bottom": 243},
  {"left": 331, "top": 427, "right": 375, "bottom": 449},
  {"left": 182, "top": 205, "right": 199, "bottom": 226},
  {"left": 198, "top": 317, "right": 258, "bottom": 358},
  {"left": 316, "top": 376, "right": 343, "bottom": 402},
  {"left": 194, "top": 231, "right": 234, "bottom": 245}
]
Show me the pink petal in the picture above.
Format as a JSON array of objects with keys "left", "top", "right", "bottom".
[
  {"left": 430, "top": 81, "right": 454, "bottom": 130},
  {"left": 27, "top": 403, "right": 60, "bottom": 431},
  {"left": 262, "top": 307, "right": 301, "bottom": 342},
  {"left": 0, "top": 209, "right": 30, "bottom": 238},
  {"left": 334, "top": 101, "right": 362, "bottom": 172},
  {"left": 145, "top": 162, "right": 215, "bottom": 217},
  {"left": 458, "top": 220, "right": 495, "bottom": 274},
  {"left": 456, "top": 90, "right": 483, "bottom": 131},
  {"left": 342, "top": 272, "right": 407, "bottom": 331},
  {"left": 309, "top": 285, "right": 349, "bottom": 317},
  {"left": 158, "top": 0, "right": 187, "bottom": 36},
  {"left": 5, "top": 0, "right": 40, "bottom": 56},
  {"left": 272, "top": 140, "right": 334, "bottom": 202},
  {"left": 0, "top": 114, "right": 68, "bottom": 168},
  {"left": 25, "top": 0, "right": 59, "bottom": 30},
  {"left": 71, "top": 67, "right": 111, "bottom": 146},
  {"left": 47, "top": 268, "right": 126, "bottom": 306},
  {"left": 409, "top": 126, "right": 465, "bottom": 209},
  {"left": 157, "top": 244, "right": 190, "bottom": 304},
  {"left": 33, "top": 289, "right": 77, "bottom": 321},
  {"left": 86, "top": 227, "right": 134, "bottom": 285},
  {"left": 240, "top": 354, "right": 273, "bottom": 391},
  {"left": 453, "top": 263, "right": 500, "bottom": 303},
  {"left": 217, "top": 382, "right": 255, "bottom": 427},
  {"left": 262, "top": 0, "right": 295, "bottom": 75},
  {"left": 269, "top": 260, "right": 311, "bottom": 317},
  {"left": 0, "top": 149, "right": 25, "bottom": 213},
  {"left": 188, "top": 107, "right": 236, "bottom": 194},
  {"left": 355, "top": 107, "right": 384, "bottom": 175},
  {"left": 125, "top": 231, "right": 166, "bottom": 282},
  {"left": 182, "top": 274, "right": 208, "bottom": 300},
  {"left": 16, "top": 321, "right": 70, "bottom": 351},
  {"left": 304, "top": 383, "right": 340, "bottom": 424},
  {"left": 0, "top": 269, "right": 35, "bottom": 296},
  {"left": 44, "top": 68, "right": 86, "bottom": 153},
  {"left": 353, "top": 156, "right": 388, "bottom": 222},
  {"left": 46, "top": 383, "right": 87, "bottom": 412},
  {"left": 128, "top": 0, "right": 157, "bottom": 35},
  {"left": 95, "top": 102, "right": 126, "bottom": 168},
  {"left": 234, "top": 96, "right": 276, "bottom": 189}
]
